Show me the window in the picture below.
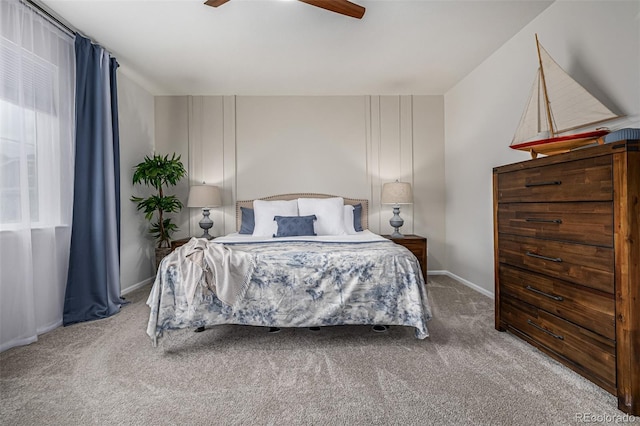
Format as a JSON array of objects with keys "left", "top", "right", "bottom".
[
  {"left": 0, "top": 0, "right": 76, "bottom": 353},
  {"left": 0, "top": 21, "right": 74, "bottom": 229},
  {"left": 1, "top": 100, "right": 41, "bottom": 223}
]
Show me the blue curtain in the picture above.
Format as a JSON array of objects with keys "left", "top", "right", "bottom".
[
  {"left": 63, "top": 34, "right": 124, "bottom": 325},
  {"left": 110, "top": 57, "right": 121, "bottom": 256}
]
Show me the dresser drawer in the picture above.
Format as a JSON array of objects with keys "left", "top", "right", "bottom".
[
  {"left": 499, "top": 264, "right": 615, "bottom": 339},
  {"left": 496, "top": 156, "right": 612, "bottom": 203},
  {"left": 497, "top": 202, "right": 613, "bottom": 247},
  {"left": 501, "top": 296, "right": 616, "bottom": 388},
  {"left": 499, "top": 234, "right": 614, "bottom": 293}
]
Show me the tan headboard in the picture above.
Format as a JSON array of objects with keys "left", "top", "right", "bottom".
[{"left": 236, "top": 193, "right": 369, "bottom": 231}]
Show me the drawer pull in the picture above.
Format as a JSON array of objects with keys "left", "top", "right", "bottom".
[
  {"left": 525, "top": 285, "right": 564, "bottom": 301},
  {"left": 527, "top": 319, "right": 564, "bottom": 340},
  {"left": 525, "top": 180, "right": 562, "bottom": 187},
  {"left": 525, "top": 218, "right": 563, "bottom": 224},
  {"left": 526, "top": 251, "right": 562, "bottom": 262}
]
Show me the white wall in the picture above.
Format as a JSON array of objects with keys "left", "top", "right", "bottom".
[
  {"left": 444, "top": 1, "right": 640, "bottom": 294},
  {"left": 413, "top": 96, "right": 445, "bottom": 271},
  {"left": 118, "top": 72, "right": 156, "bottom": 293},
  {"left": 154, "top": 95, "right": 447, "bottom": 271},
  {"left": 236, "top": 96, "right": 369, "bottom": 200}
]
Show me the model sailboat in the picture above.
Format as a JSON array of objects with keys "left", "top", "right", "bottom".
[{"left": 510, "top": 35, "right": 621, "bottom": 158}]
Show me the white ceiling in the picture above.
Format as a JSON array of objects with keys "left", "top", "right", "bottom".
[{"left": 41, "top": 0, "right": 553, "bottom": 96}]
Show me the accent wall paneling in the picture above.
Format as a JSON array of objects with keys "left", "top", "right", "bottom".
[
  {"left": 372, "top": 95, "right": 416, "bottom": 235},
  {"left": 186, "top": 96, "right": 234, "bottom": 237},
  {"left": 153, "top": 95, "right": 446, "bottom": 271}
]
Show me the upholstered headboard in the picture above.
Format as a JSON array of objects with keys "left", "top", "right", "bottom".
[{"left": 236, "top": 193, "right": 369, "bottom": 231}]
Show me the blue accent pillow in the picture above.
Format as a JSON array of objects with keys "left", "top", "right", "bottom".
[
  {"left": 273, "top": 215, "right": 317, "bottom": 237},
  {"left": 239, "top": 207, "right": 255, "bottom": 234},
  {"left": 353, "top": 203, "right": 363, "bottom": 232},
  {"left": 604, "top": 128, "right": 640, "bottom": 143}
]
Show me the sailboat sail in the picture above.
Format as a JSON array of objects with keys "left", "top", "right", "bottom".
[
  {"left": 511, "top": 36, "right": 621, "bottom": 152},
  {"left": 512, "top": 72, "right": 550, "bottom": 144}
]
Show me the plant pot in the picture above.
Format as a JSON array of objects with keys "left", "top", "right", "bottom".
[{"left": 155, "top": 247, "right": 173, "bottom": 272}]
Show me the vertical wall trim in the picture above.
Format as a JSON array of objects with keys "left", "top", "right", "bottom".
[
  {"left": 368, "top": 95, "right": 382, "bottom": 234},
  {"left": 399, "top": 95, "right": 414, "bottom": 234},
  {"left": 222, "top": 95, "right": 237, "bottom": 236},
  {"left": 410, "top": 95, "right": 415, "bottom": 232},
  {"left": 234, "top": 96, "right": 238, "bottom": 207},
  {"left": 221, "top": 95, "right": 226, "bottom": 233},
  {"left": 192, "top": 95, "right": 205, "bottom": 237},
  {"left": 186, "top": 96, "right": 192, "bottom": 236},
  {"left": 399, "top": 94, "right": 402, "bottom": 176},
  {"left": 364, "top": 96, "right": 372, "bottom": 205},
  {"left": 187, "top": 95, "right": 195, "bottom": 236}
]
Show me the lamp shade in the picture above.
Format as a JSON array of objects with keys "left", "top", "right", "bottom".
[
  {"left": 187, "top": 185, "right": 221, "bottom": 208},
  {"left": 381, "top": 181, "right": 413, "bottom": 204}
]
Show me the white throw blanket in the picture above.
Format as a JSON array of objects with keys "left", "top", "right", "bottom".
[{"left": 178, "top": 238, "right": 255, "bottom": 308}]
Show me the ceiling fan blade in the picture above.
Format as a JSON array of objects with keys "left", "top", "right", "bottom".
[
  {"left": 298, "top": 0, "right": 366, "bottom": 19},
  {"left": 204, "top": 0, "right": 231, "bottom": 7}
]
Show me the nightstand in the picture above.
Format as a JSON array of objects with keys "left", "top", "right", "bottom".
[
  {"left": 382, "top": 234, "right": 427, "bottom": 278},
  {"left": 170, "top": 237, "right": 192, "bottom": 252}
]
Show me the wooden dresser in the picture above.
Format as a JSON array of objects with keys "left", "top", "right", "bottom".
[{"left": 493, "top": 140, "right": 639, "bottom": 415}]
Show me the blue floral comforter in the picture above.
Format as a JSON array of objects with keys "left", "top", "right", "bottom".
[{"left": 146, "top": 238, "right": 432, "bottom": 344}]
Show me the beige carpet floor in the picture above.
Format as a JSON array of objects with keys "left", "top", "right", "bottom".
[{"left": 0, "top": 275, "right": 622, "bottom": 425}]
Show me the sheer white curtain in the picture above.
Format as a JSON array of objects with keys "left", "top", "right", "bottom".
[{"left": 0, "top": 0, "right": 75, "bottom": 352}]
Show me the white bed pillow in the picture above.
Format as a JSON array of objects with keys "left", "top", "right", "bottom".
[
  {"left": 298, "top": 197, "right": 347, "bottom": 236},
  {"left": 343, "top": 204, "right": 357, "bottom": 234},
  {"left": 252, "top": 199, "right": 298, "bottom": 237}
]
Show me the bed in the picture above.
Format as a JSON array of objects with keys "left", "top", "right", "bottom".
[{"left": 146, "top": 193, "right": 432, "bottom": 345}]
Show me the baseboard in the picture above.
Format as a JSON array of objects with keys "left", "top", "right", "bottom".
[
  {"left": 121, "top": 277, "right": 154, "bottom": 296},
  {"left": 428, "top": 270, "right": 495, "bottom": 299}
]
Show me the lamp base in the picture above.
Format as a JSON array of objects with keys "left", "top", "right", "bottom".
[
  {"left": 198, "top": 230, "right": 214, "bottom": 240},
  {"left": 199, "top": 208, "right": 214, "bottom": 240},
  {"left": 390, "top": 229, "right": 404, "bottom": 238},
  {"left": 389, "top": 205, "right": 405, "bottom": 238}
]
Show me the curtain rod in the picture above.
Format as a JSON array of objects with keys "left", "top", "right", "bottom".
[
  {"left": 20, "top": 0, "right": 117, "bottom": 58},
  {"left": 21, "top": 0, "right": 76, "bottom": 36}
]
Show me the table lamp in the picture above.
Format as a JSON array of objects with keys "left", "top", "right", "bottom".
[
  {"left": 381, "top": 180, "right": 413, "bottom": 238},
  {"left": 187, "top": 184, "right": 222, "bottom": 239}
]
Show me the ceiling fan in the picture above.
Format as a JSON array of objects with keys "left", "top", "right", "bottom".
[{"left": 204, "top": 0, "right": 366, "bottom": 19}]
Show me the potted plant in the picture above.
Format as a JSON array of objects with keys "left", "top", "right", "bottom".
[{"left": 131, "top": 153, "right": 187, "bottom": 268}]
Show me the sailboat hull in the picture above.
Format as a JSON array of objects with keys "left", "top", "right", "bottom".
[{"left": 510, "top": 129, "right": 609, "bottom": 157}]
